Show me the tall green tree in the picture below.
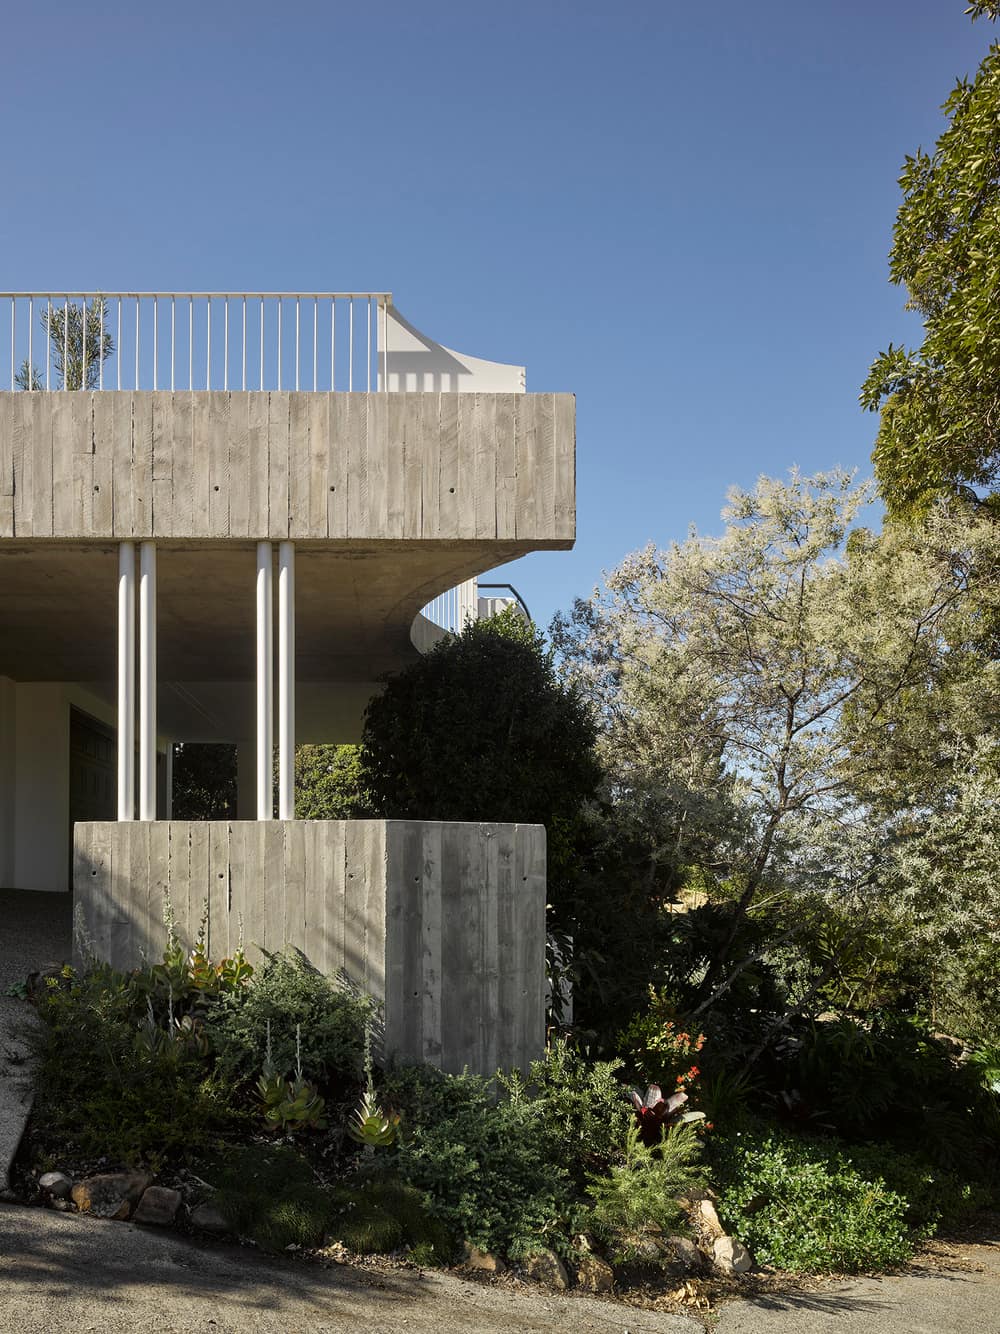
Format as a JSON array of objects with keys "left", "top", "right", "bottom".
[
  {"left": 359, "top": 606, "right": 599, "bottom": 831},
  {"left": 16, "top": 298, "right": 114, "bottom": 391},
  {"left": 861, "top": 12, "right": 1000, "bottom": 516},
  {"left": 295, "top": 744, "right": 372, "bottom": 819}
]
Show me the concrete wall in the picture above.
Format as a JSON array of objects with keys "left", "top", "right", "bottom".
[
  {"left": 0, "top": 391, "right": 575, "bottom": 546},
  {"left": 72, "top": 819, "right": 546, "bottom": 1076}
]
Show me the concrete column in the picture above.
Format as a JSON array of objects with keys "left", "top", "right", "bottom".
[
  {"left": 138, "top": 542, "right": 157, "bottom": 821},
  {"left": 278, "top": 541, "right": 296, "bottom": 820},
  {"left": 255, "top": 542, "right": 273, "bottom": 820},
  {"left": 117, "top": 542, "right": 135, "bottom": 821}
]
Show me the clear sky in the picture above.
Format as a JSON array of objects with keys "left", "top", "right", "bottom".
[{"left": 2, "top": 2, "right": 995, "bottom": 627}]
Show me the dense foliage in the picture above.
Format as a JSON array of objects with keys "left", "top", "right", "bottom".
[
  {"left": 711, "top": 1128, "right": 918, "bottom": 1273},
  {"left": 553, "top": 473, "right": 1000, "bottom": 1052},
  {"left": 294, "top": 744, "right": 372, "bottom": 819},
  {"left": 171, "top": 743, "right": 238, "bottom": 820},
  {"left": 861, "top": 14, "right": 1000, "bottom": 515},
  {"left": 205, "top": 950, "right": 374, "bottom": 1096},
  {"left": 359, "top": 606, "right": 600, "bottom": 828}
]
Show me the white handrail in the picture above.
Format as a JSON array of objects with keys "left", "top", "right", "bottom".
[{"left": 2, "top": 292, "right": 391, "bottom": 393}]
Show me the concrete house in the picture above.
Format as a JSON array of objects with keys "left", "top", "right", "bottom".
[{"left": 0, "top": 292, "right": 575, "bottom": 1074}]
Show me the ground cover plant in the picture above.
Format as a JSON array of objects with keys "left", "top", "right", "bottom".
[{"left": 21, "top": 922, "right": 375, "bottom": 1205}]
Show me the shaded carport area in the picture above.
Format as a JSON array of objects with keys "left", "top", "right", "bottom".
[{"left": 0, "top": 538, "right": 524, "bottom": 743}]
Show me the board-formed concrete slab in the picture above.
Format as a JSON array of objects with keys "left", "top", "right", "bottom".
[
  {"left": 73, "top": 820, "right": 546, "bottom": 1077},
  {"left": 0, "top": 390, "right": 575, "bottom": 545}
]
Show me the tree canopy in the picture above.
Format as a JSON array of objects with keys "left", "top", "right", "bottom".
[
  {"left": 553, "top": 472, "right": 1000, "bottom": 1027},
  {"left": 861, "top": 15, "right": 1000, "bottom": 515},
  {"left": 16, "top": 298, "right": 114, "bottom": 392},
  {"left": 360, "top": 606, "right": 599, "bottom": 828}
]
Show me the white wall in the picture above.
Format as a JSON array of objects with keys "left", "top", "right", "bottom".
[{"left": 8, "top": 683, "right": 118, "bottom": 893}]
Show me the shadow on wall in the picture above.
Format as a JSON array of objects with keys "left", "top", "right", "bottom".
[
  {"left": 382, "top": 308, "right": 526, "bottom": 393},
  {"left": 71, "top": 819, "right": 547, "bottom": 1077}
]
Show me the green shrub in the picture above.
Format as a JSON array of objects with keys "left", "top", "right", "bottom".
[
  {"left": 29, "top": 966, "right": 243, "bottom": 1167},
  {"left": 326, "top": 1176, "right": 454, "bottom": 1261},
  {"left": 837, "top": 1141, "right": 986, "bottom": 1231},
  {"left": 586, "top": 1122, "right": 704, "bottom": 1263},
  {"left": 205, "top": 951, "right": 374, "bottom": 1095},
  {"left": 205, "top": 1144, "right": 337, "bottom": 1251},
  {"left": 774, "top": 1012, "right": 1000, "bottom": 1174},
  {"left": 525, "top": 1039, "right": 632, "bottom": 1180},
  {"left": 617, "top": 987, "right": 707, "bottom": 1089},
  {"left": 381, "top": 1063, "right": 585, "bottom": 1260},
  {"left": 711, "top": 1126, "right": 922, "bottom": 1272}
]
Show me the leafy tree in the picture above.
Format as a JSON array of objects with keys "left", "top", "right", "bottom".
[
  {"left": 860, "top": 14, "right": 1000, "bottom": 515},
  {"left": 553, "top": 472, "right": 998, "bottom": 1026},
  {"left": 884, "top": 748, "right": 1000, "bottom": 1041},
  {"left": 295, "top": 744, "right": 372, "bottom": 819},
  {"left": 16, "top": 298, "right": 114, "bottom": 391},
  {"left": 359, "top": 606, "right": 600, "bottom": 834},
  {"left": 172, "top": 743, "right": 237, "bottom": 820}
]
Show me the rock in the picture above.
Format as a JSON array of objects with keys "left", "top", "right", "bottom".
[
  {"left": 574, "top": 1252, "right": 614, "bottom": 1293},
  {"left": 38, "top": 1171, "right": 72, "bottom": 1199},
  {"left": 677, "top": 1186, "right": 718, "bottom": 1204},
  {"left": 697, "top": 1199, "right": 724, "bottom": 1238},
  {"left": 70, "top": 1172, "right": 152, "bottom": 1221},
  {"left": 524, "top": 1248, "right": 570, "bottom": 1290},
  {"left": 633, "top": 1236, "right": 665, "bottom": 1263},
  {"left": 664, "top": 1235, "right": 706, "bottom": 1271},
  {"left": 190, "top": 1201, "right": 232, "bottom": 1235},
  {"left": 462, "top": 1242, "right": 505, "bottom": 1273},
  {"left": 713, "top": 1234, "right": 753, "bottom": 1275},
  {"left": 133, "top": 1186, "right": 182, "bottom": 1227},
  {"left": 53, "top": 1198, "right": 76, "bottom": 1212}
]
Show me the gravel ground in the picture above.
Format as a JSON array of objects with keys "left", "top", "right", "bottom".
[
  {"left": 0, "top": 889, "right": 72, "bottom": 1187},
  {"left": 0, "top": 1203, "right": 695, "bottom": 1334},
  {"left": 3, "top": 1203, "right": 1000, "bottom": 1334}
]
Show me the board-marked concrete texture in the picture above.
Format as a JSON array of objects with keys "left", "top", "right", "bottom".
[
  {"left": 73, "top": 819, "right": 546, "bottom": 1076},
  {"left": 0, "top": 391, "right": 574, "bottom": 543}
]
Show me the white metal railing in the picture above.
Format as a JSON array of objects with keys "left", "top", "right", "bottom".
[
  {"left": 2, "top": 292, "right": 391, "bottom": 393},
  {"left": 421, "top": 579, "right": 481, "bottom": 635}
]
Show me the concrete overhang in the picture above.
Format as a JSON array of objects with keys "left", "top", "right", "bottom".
[
  {"left": 0, "top": 539, "right": 532, "bottom": 742},
  {"left": 0, "top": 386, "right": 575, "bottom": 741}
]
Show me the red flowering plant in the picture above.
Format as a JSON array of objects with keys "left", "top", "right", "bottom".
[{"left": 619, "top": 986, "right": 710, "bottom": 1141}]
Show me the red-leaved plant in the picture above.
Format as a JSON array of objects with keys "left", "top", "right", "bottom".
[{"left": 629, "top": 1083, "right": 707, "bottom": 1147}]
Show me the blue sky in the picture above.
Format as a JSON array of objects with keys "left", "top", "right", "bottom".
[{"left": 2, "top": 2, "right": 995, "bottom": 627}]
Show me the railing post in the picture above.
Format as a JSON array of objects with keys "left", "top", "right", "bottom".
[{"left": 117, "top": 542, "right": 135, "bottom": 821}]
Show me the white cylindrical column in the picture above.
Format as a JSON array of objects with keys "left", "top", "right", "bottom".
[
  {"left": 256, "top": 542, "right": 274, "bottom": 820},
  {"left": 138, "top": 542, "right": 157, "bottom": 821},
  {"left": 117, "top": 542, "right": 136, "bottom": 821},
  {"left": 278, "top": 540, "right": 296, "bottom": 820}
]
